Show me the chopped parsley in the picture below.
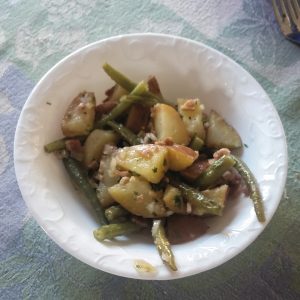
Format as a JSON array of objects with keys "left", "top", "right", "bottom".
[
  {"left": 244, "top": 143, "right": 248, "bottom": 148},
  {"left": 46, "top": 102, "right": 52, "bottom": 105},
  {"left": 174, "top": 195, "right": 183, "bottom": 207},
  {"left": 152, "top": 167, "right": 158, "bottom": 173}
]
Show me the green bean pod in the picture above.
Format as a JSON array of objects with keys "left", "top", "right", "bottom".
[
  {"left": 102, "top": 63, "right": 162, "bottom": 101},
  {"left": 178, "top": 183, "right": 224, "bottom": 216},
  {"left": 231, "top": 155, "right": 265, "bottom": 223},
  {"left": 103, "top": 62, "right": 137, "bottom": 92},
  {"left": 152, "top": 219, "right": 177, "bottom": 271},
  {"left": 44, "top": 136, "right": 86, "bottom": 153},
  {"left": 63, "top": 157, "right": 107, "bottom": 225},
  {"left": 196, "top": 155, "right": 235, "bottom": 189},
  {"left": 44, "top": 138, "right": 66, "bottom": 153},
  {"left": 93, "top": 222, "right": 141, "bottom": 241},
  {"left": 96, "top": 81, "right": 148, "bottom": 128},
  {"left": 189, "top": 136, "right": 204, "bottom": 151},
  {"left": 105, "top": 205, "right": 129, "bottom": 223},
  {"left": 107, "top": 121, "right": 141, "bottom": 145}
]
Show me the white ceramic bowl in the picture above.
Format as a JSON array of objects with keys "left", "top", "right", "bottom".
[{"left": 14, "top": 33, "right": 287, "bottom": 280}]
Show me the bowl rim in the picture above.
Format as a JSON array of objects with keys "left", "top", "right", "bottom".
[{"left": 14, "top": 33, "right": 288, "bottom": 280}]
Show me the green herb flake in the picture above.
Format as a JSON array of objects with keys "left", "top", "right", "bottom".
[
  {"left": 133, "top": 191, "right": 139, "bottom": 196},
  {"left": 244, "top": 143, "right": 248, "bottom": 148},
  {"left": 174, "top": 195, "right": 182, "bottom": 207},
  {"left": 152, "top": 167, "right": 158, "bottom": 173}
]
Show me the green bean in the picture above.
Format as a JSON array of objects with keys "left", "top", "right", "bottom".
[
  {"left": 152, "top": 219, "right": 177, "bottom": 271},
  {"left": 63, "top": 157, "right": 107, "bottom": 225},
  {"left": 196, "top": 155, "right": 235, "bottom": 189},
  {"left": 44, "top": 138, "right": 66, "bottom": 153},
  {"left": 121, "top": 95, "right": 158, "bottom": 106},
  {"left": 178, "top": 182, "right": 224, "bottom": 216},
  {"left": 189, "top": 136, "right": 204, "bottom": 151},
  {"left": 231, "top": 155, "right": 265, "bottom": 223},
  {"left": 44, "top": 136, "right": 86, "bottom": 153},
  {"left": 96, "top": 81, "right": 148, "bottom": 128},
  {"left": 105, "top": 205, "right": 129, "bottom": 222},
  {"left": 102, "top": 63, "right": 162, "bottom": 101},
  {"left": 107, "top": 121, "right": 141, "bottom": 145},
  {"left": 103, "top": 63, "right": 137, "bottom": 92},
  {"left": 93, "top": 221, "right": 141, "bottom": 241}
]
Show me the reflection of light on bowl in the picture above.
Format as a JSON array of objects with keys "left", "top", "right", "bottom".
[{"left": 14, "top": 33, "right": 287, "bottom": 280}]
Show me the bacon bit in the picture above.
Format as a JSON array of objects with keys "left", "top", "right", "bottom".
[
  {"left": 126, "top": 104, "right": 150, "bottom": 134},
  {"left": 155, "top": 137, "right": 174, "bottom": 146},
  {"left": 147, "top": 76, "right": 163, "bottom": 98},
  {"left": 105, "top": 85, "right": 116, "bottom": 97},
  {"left": 179, "top": 99, "right": 197, "bottom": 111},
  {"left": 119, "top": 176, "right": 130, "bottom": 185},
  {"left": 114, "top": 169, "right": 130, "bottom": 177},
  {"left": 96, "top": 100, "right": 118, "bottom": 115},
  {"left": 131, "top": 216, "right": 150, "bottom": 228},
  {"left": 87, "top": 160, "right": 99, "bottom": 170},
  {"left": 139, "top": 147, "right": 154, "bottom": 159},
  {"left": 180, "top": 159, "right": 209, "bottom": 182},
  {"left": 208, "top": 159, "right": 215, "bottom": 165},
  {"left": 136, "top": 194, "right": 144, "bottom": 201},
  {"left": 213, "top": 148, "right": 231, "bottom": 160},
  {"left": 186, "top": 202, "right": 192, "bottom": 214},
  {"left": 65, "top": 139, "right": 82, "bottom": 153},
  {"left": 65, "top": 139, "right": 84, "bottom": 161}
]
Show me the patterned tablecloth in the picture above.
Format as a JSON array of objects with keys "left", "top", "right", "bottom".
[{"left": 1, "top": 0, "right": 299, "bottom": 299}]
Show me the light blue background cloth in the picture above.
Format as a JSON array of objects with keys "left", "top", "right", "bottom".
[{"left": 1, "top": 0, "right": 299, "bottom": 299}]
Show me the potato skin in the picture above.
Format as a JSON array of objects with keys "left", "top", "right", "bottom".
[
  {"left": 167, "top": 145, "right": 198, "bottom": 171},
  {"left": 153, "top": 103, "right": 190, "bottom": 145},
  {"left": 62, "top": 92, "right": 96, "bottom": 137},
  {"left": 108, "top": 176, "right": 168, "bottom": 218},
  {"left": 206, "top": 110, "right": 242, "bottom": 149}
]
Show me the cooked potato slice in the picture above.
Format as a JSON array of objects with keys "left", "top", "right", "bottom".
[
  {"left": 108, "top": 176, "right": 168, "bottom": 218},
  {"left": 83, "top": 129, "right": 119, "bottom": 167},
  {"left": 191, "top": 185, "right": 229, "bottom": 216},
  {"left": 177, "top": 98, "right": 206, "bottom": 140},
  {"left": 96, "top": 146, "right": 120, "bottom": 207},
  {"left": 62, "top": 92, "right": 96, "bottom": 137},
  {"left": 206, "top": 110, "right": 242, "bottom": 149},
  {"left": 116, "top": 144, "right": 168, "bottom": 183},
  {"left": 153, "top": 103, "right": 190, "bottom": 145},
  {"left": 163, "top": 185, "right": 186, "bottom": 214},
  {"left": 167, "top": 145, "right": 198, "bottom": 171}
]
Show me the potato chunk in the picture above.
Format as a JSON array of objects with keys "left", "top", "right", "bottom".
[
  {"left": 163, "top": 185, "right": 186, "bottom": 214},
  {"left": 61, "top": 92, "right": 96, "bottom": 137},
  {"left": 116, "top": 144, "right": 168, "bottom": 183},
  {"left": 177, "top": 98, "right": 206, "bottom": 140},
  {"left": 152, "top": 103, "right": 190, "bottom": 145},
  {"left": 191, "top": 185, "right": 229, "bottom": 216},
  {"left": 108, "top": 176, "right": 168, "bottom": 218},
  {"left": 206, "top": 110, "right": 242, "bottom": 149},
  {"left": 83, "top": 129, "right": 119, "bottom": 167},
  {"left": 167, "top": 145, "right": 198, "bottom": 171}
]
